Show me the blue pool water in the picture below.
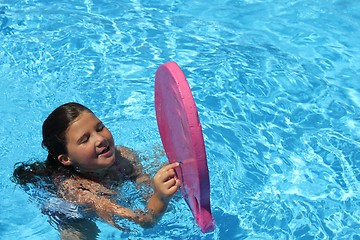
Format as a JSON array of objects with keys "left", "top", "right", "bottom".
[{"left": 1, "top": 0, "right": 360, "bottom": 239}]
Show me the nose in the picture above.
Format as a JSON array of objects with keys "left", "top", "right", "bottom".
[{"left": 94, "top": 132, "right": 107, "bottom": 147}]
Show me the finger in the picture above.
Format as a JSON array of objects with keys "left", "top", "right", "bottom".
[
  {"left": 163, "top": 177, "right": 177, "bottom": 188},
  {"left": 166, "top": 169, "right": 177, "bottom": 178},
  {"left": 167, "top": 182, "right": 180, "bottom": 195},
  {"left": 164, "top": 177, "right": 181, "bottom": 188},
  {"left": 162, "top": 162, "right": 180, "bottom": 171},
  {"left": 156, "top": 166, "right": 178, "bottom": 183},
  {"left": 175, "top": 178, "right": 181, "bottom": 187}
]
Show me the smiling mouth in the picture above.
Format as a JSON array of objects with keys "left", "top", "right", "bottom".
[{"left": 98, "top": 146, "right": 110, "bottom": 156}]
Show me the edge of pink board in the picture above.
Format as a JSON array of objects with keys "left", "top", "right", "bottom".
[{"left": 154, "top": 62, "right": 215, "bottom": 233}]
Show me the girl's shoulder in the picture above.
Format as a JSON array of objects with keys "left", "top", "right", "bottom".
[
  {"left": 115, "top": 146, "right": 143, "bottom": 180},
  {"left": 117, "top": 146, "right": 139, "bottom": 162}
]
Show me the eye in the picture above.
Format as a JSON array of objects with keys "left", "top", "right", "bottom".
[
  {"left": 78, "top": 135, "right": 89, "bottom": 144},
  {"left": 96, "top": 122, "right": 105, "bottom": 132}
]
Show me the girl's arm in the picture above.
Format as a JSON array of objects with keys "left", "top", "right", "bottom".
[
  {"left": 145, "top": 162, "right": 181, "bottom": 227},
  {"left": 117, "top": 147, "right": 181, "bottom": 226},
  {"left": 59, "top": 178, "right": 137, "bottom": 229}
]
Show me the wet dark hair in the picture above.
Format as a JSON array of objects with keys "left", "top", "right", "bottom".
[
  {"left": 12, "top": 102, "right": 92, "bottom": 186},
  {"left": 42, "top": 102, "right": 92, "bottom": 162}
]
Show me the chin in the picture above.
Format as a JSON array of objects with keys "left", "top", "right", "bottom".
[{"left": 108, "top": 155, "right": 116, "bottom": 167}]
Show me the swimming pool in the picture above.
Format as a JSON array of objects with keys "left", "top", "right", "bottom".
[{"left": 1, "top": 0, "right": 359, "bottom": 239}]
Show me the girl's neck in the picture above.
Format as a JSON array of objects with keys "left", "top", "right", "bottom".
[{"left": 76, "top": 149, "right": 122, "bottom": 182}]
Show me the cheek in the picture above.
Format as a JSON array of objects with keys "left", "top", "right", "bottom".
[
  {"left": 82, "top": 145, "right": 97, "bottom": 158},
  {"left": 105, "top": 130, "right": 115, "bottom": 144},
  {"left": 69, "top": 145, "right": 96, "bottom": 162}
]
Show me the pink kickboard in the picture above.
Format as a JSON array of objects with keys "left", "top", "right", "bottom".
[{"left": 155, "top": 62, "right": 214, "bottom": 233}]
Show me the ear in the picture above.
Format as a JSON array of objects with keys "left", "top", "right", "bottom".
[{"left": 57, "top": 154, "right": 73, "bottom": 166}]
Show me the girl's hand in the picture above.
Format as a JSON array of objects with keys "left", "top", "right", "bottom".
[{"left": 152, "top": 162, "right": 181, "bottom": 202}]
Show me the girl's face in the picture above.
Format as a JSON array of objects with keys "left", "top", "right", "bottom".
[{"left": 59, "top": 111, "right": 116, "bottom": 173}]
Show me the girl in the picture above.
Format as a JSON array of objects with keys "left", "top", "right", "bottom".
[{"left": 12, "top": 102, "right": 180, "bottom": 236}]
